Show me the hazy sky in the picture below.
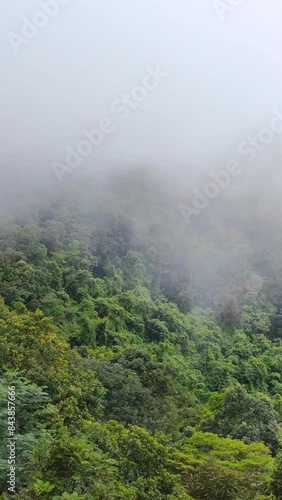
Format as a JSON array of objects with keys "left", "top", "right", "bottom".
[{"left": 1, "top": 0, "right": 282, "bottom": 193}]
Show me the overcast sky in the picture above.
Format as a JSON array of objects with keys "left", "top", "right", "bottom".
[{"left": 1, "top": 0, "right": 282, "bottom": 197}]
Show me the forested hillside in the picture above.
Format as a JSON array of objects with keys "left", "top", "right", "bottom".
[{"left": 1, "top": 168, "right": 282, "bottom": 499}]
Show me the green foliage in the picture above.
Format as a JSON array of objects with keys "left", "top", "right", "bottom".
[
  {"left": 271, "top": 453, "right": 282, "bottom": 499},
  {"left": 201, "top": 386, "right": 280, "bottom": 453},
  {"left": 0, "top": 170, "right": 282, "bottom": 498},
  {"left": 174, "top": 432, "right": 272, "bottom": 499}
]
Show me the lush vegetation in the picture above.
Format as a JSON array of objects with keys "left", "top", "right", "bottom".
[{"left": 1, "top": 168, "right": 282, "bottom": 498}]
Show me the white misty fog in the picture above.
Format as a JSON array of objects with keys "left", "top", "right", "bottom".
[{"left": 1, "top": 0, "right": 282, "bottom": 204}]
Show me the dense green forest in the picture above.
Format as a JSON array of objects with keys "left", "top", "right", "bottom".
[{"left": 1, "top": 168, "right": 282, "bottom": 499}]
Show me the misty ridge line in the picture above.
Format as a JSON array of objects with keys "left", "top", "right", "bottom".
[
  {"left": 51, "top": 65, "right": 170, "bottom": 183},
  {"left": 213, "top": 0, "right": 246, "bottom": 21},
  {"left": 7, "top": 0, "right": 72, "bottom": 54},
  {"left": 179, "top": 108, "right": 282, "bottom": 225}
]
